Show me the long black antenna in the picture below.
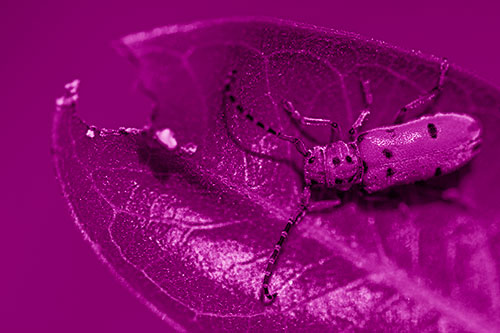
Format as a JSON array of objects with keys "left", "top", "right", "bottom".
[
  {"left": 261, "top": 189, "right": 310, "bottom": 304},
  {"left": 223, "top": 70, "right": 311, "bottom": 158}
]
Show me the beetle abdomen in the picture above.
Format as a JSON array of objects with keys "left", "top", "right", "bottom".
[{"left": 357, "top": 113, "right": 481, "bottom": 193}]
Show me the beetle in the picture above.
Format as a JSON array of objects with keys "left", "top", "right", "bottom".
[{"left": 222, "top": 59, "right": 482, "bottom": 305}]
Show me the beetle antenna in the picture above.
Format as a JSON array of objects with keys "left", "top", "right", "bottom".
[
  {"left": 260, "top": 186, "right": 312, "bottom": 305},
  {"left": 224, "top": 70, "right": 311, "bottom": 158}
]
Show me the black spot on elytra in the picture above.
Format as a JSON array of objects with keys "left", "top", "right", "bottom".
[
  {"left": 308, "top": 157, "right": 315, "bottom": 164},
  {"left": 245, "top": 114, "right": 254, "bottom": 121},
  {"left": 236, "top": 105, "right": 243, "bottom": 112},
  {"left": 256, "top": 121, "right": 265, "bottom": 129},
  {"left": 362, "top": 161, "right": 368, "bottom": 173},
  {"left": 335, "top": 178, "right": 343, "bottom": 184},
  {"left": 434, "top": 167, "right": 442, "bottom": 176},
  {"left": 267, "top": 128, "right": 276, "bottom": 135},
  {"left": 332, "top": 157, "right": 341, "bottom": 166},
  {"left": 386, "top": 168, "right": 395, "bottom": 177},
  {"left": 229, "top": 95, "right": 236, "bottom": 102},
  {"left": 345, "top": 156, "right": 353, "bottom": 163},
  {"left": 382, "top": 148, "right": 393, "bottom": 159},
  {"left": 427, "top": 123, "right": 438, "bottom": 138}
]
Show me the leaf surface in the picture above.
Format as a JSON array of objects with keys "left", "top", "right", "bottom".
[{"left": 53, "top": 18, "right": 500, "bottom": 332}]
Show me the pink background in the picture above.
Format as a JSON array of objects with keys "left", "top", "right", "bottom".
[{"left": 3, "top": 1, "right": 499, "bottom": 332}]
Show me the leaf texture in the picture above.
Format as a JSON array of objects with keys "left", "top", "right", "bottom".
[{"left": 53, "top": 18, "right": 500, "bottom": 332}]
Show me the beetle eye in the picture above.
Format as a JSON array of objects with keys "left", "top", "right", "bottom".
[{"left": 332, "top": 157, "right": 340, "bottom": 165}]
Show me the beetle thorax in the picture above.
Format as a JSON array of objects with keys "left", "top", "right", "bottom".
[{"left": 304, "top": 142, "right": 362, "bottom": 191}]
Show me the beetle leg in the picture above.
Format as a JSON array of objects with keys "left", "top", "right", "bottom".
[
  {"left": 349, "top": 109, "right": 371, "bottom": 139},
  {"left": 282, "top": 100, "right": 340, "bottom": 143},
  {"left": 260, "top": 185, "right": 312, "bottom": 305},
  {"left": 349, "top": 79, "right": 372, "bottom": 139},
  {"left": 275, "top": 132, "right": 311, "bottom": 157},
  {"left": 393, "top": 58, "right": 450, "bottom": 124}
]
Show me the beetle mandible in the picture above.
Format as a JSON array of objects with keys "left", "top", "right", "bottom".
[{"left": 222, "top": 59, "right": 482, "bottom": 305}]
